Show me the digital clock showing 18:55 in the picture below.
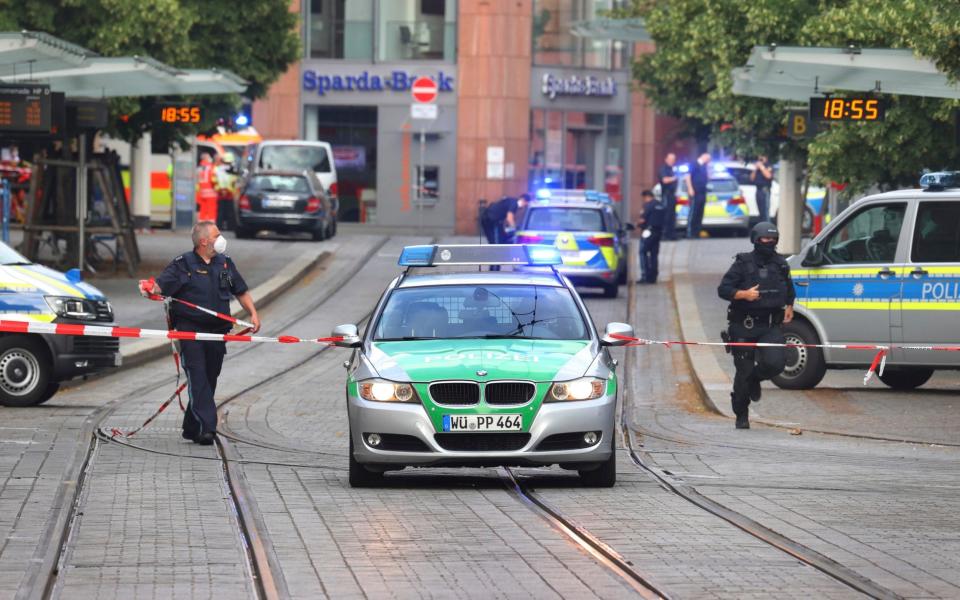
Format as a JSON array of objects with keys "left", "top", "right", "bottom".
[
  {"left": 809, "top": 97, "right": 887, "bottom": 123},
  {"left": 156, "top": 104, "right": 202, "bottom": 124}
]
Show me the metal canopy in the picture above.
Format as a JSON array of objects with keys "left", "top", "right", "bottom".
[
  {"left": 0, "top": 31, "right": 95, "bottom": 78},
  {"left": 732, "top": 46, "right": 960, "bottom": 101},
  {"left": 570, "top": 18, "right": 651, "bottom": 42},
  {"left": 0, "top": 31, "right": 246, "bottom": 98}
]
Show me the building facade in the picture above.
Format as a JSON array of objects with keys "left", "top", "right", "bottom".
[{"left": 254, "top": 0, "right": 676, "bottom": 232}]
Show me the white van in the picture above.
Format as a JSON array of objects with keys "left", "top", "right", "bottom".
[{"left": 244, "top": 141, "right": 339, "bottom": 231}]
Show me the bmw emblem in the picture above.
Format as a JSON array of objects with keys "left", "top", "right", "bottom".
[{"left": 476, "top": 369, "right": 488, "bottom": 377}]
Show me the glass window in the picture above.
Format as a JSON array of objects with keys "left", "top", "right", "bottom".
[
  {"left": 248, "top": 175, "right": 310, "bottom": 193},
  {"left": 912, "top": 203, "right": 960, "bottom": 263},
  {"left": 374, "top": 285, "right": 588, "bottom": 340},
  {"left": 533, "top": 0, "right": 627, "bottom": 69},
  {"left": 308, "top": 0, "right": 374, "bottom": 59},
  {"left": 525, "top": 207, "right": 605, "bottom": 231},
  {"left": 258, "top": 145, "right": 331, "bottom": 173},
  {"left": 377, "top": 0, "right": 456, "bottom": 61},
  {"left": 604, "top": 114, "right": 624, "bottom": 202},
  {"left": 416, "top": 165, "right": 439, "bottom": 200},
  {"left": 822, "top": 203, "right": 906, "bottom": 264},
  {"left": 707, "top": 178, "right": 739, "bottom": 193}
]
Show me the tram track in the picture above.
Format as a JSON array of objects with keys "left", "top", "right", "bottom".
[
  {"left": 30, "top": 237, "right": 394, "bottom": 599},
  {"left": 622, "top": 248, "right": 904, "bottom": 600}
]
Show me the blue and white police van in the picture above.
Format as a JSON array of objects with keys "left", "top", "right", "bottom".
[
  {"left": 0, "top": 242, "right": 119, "bottom": 406},
  {"left": 774, "top": 172, "right": 960, "bottom": 390}
]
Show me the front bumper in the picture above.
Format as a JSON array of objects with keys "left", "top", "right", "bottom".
[
  {"left": 676, "top": 213, "right": 749, "bottom": 230},
  {"left": 348, "top": 393, "right": 616, "bottom": 468},
  {"left": 46, "top": 332, "right": 121, "bottom": 379}
]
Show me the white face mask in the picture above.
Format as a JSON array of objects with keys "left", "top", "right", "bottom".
[{"left": 213, "top": 235, "right": 227, "bottom": 254}]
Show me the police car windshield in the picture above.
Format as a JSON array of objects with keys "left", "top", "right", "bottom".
[
  {"left": 0, "top": 242, "right": 31, "bottom": 265},
  {"left": 259, "top": 145, "right": 331, "bottom": 173},
  {"left": 525, "top": 207, "right": 604, "bottom": 232},
  {"left": 374, "top": 285, "right": 589, "bottom": 341}
]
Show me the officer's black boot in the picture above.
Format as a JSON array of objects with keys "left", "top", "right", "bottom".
[
  {"left": 735, "top": 415, "right": 750, "bottom": 429},
  {"left": 195, "top": 432, "right": 215, "bottom": 446}
]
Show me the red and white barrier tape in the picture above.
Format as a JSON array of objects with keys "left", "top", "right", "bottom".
[
  {"left": 610, "top": 334, "right": 960, "bottom": 385},
  {"left": 0, "top": 320, "right": 343, "bottom": 345},
  {"left": 145, "top": 292, "right": 255, "bottom": 329}
]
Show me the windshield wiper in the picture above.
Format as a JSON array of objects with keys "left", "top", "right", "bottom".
[
  {"left": 1, "top": 261, "right": 32, "bottom": 266},
  {"left": 375, "top": 336, "right": 437, "bottom": 341}
]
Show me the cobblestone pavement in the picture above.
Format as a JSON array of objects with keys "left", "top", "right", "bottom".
[
  {"left": 628, "top": 241, "right": 960, "bottom": 599},
  {"left": 6, "top": 233, "right": 960, "bottom": 599}
]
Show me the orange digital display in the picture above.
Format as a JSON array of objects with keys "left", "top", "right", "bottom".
[
  {"left": 809, "top": 97, "right": 886, "bottom": 122},
  {"left": 158, "top": 104, "right": 202, "bottom": 124},
  {"left": 0, "top": 85, "right": 52, "bottom": 133}
]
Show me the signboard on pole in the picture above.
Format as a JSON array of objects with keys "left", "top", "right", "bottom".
[
  {"left": 411, "top": 77, "right": 438, "bottom": 103},
  {"left": 0, "top": 84, "right": 52, "bottom": 133},
  {"left": 411, "top": 103, "right": 438, "bottom": 120}
]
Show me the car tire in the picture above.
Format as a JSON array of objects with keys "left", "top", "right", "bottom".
[
  {"left": 772, "top": 319, "right": 827, "bottom": 390},
  {"left": 311, "top": 223, "right": 326, "bottom": 241},
  {"left": 617, "top": 263, "right": 627, "bottom": 285},
  {"left": 878, "top": 367, "right": 934, "bottom": 390},
  {"left": 602, "top": 282, "right": 619, "bottom": 298},
  {"left": 348, "top": 437, "right": 384, "bottom": 488},
  {"left": 235, "top": 226, "right": 253, "bottom": 240},
  {"left": 0, "top": 336, "right": 53, "bottom": 407},
  {"left": 37, "top": 381, "right": 61, "bottom": 405},
  {"left": 578, "top": 440, "right": 616, "bottom": 487}
]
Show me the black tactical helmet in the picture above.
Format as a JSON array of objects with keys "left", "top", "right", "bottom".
[{"left": 750, "top": 221, "right": 779, "bottom": 244}]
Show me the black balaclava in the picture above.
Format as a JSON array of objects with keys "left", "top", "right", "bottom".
[{"left": 750, "top": 221, "right": 779, "bottom": 259}]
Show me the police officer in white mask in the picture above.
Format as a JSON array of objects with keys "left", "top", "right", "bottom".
[{"left": 140, "top": 221, "right": 260, "bottom": 444}]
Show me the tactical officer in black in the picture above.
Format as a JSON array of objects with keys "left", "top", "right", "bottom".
[
  {"left": 717, "top": 221, "right": 794, "bottom": 429},
  {"left": 143, "top": 221, "right": 260, "bottom": 445}
]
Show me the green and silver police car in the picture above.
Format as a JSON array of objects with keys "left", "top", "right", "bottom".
[{"left": 333, "top": 244, "right": 633, "bottom": 487}]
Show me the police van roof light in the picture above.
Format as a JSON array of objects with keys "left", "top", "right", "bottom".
[
  {"left": 919, "top": 171, "right": 960, "bottom": 190},
  {"left": 398, "top": 245, "right": 437, "bottom": 266},
  {"left": 525, "top": 245, "right": 562, "bottom": 265},
  {"left": 536, "top": 188, "right": 552, "bottom": 199}
]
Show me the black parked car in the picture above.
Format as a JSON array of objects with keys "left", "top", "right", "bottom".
[{"left": 235, "top": 170, "right": 336, "bottom": 240}]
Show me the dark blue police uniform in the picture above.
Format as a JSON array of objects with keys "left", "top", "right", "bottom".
[
  {"left": 639, "top": 200, "right": 665, "bottom": 283},
  {"left": 156, "top": 251, "right": 248, "bottom": 439}
]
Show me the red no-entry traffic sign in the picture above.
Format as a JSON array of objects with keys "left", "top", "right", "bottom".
[{"left": 411, "top": 77, "right": 438, "bottom": 103}]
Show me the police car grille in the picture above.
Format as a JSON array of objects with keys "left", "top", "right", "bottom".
[
  {"left": 434, "top": 433, "right": 530, "bottom": 452},
  {"left": 430, "top": 382, "right": 480, "bottom": 405},
  {"left": 73, "top": 336, "right": 120, "bottom": 354},
  {"left": 484, "top": 382, "right": 535, "bottom": 405},
  {"left": 93, "top": 301, "right": 113, "bottom": 322}
]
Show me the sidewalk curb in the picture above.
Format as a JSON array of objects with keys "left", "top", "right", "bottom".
[
  {"left": 118, "top": 247, "right": 332, "bottom": 370},
  {"left": 670, "top": 241, "right": 735, "bottom": 418}
]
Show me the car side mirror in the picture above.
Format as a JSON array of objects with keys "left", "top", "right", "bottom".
[
  {"left": 803, "top": 241, "right": 825, "bottom": 267},
  {"left": 332, "top": 323, "right": 362, "bottom": 348},
  {"left": 600, "top": 322, "right": 635, "bottom": 347}
]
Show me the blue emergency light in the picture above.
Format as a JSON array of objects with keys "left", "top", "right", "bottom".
[
  {"left": 398, "top": 244, "right": 561, "bottom": 267},
  {"left": 919, "top": 171, "right": 960, "bottom": 190},
  {"left": 536, "top": 188, "right": 552, "bottom": 199}
]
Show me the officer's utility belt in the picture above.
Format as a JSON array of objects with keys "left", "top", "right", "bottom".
[{"left": 727, "top": 309, "right": 784, "bottom": 329}]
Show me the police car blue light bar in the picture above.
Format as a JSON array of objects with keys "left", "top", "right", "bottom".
[
  {"left": 536, "top": 188, "right": 552, "bottom": 199},
  {"left": 398, "top": 244, "right": 562, "bottom": 267},
  {"left": 919, "top": 171, "right": 960, "bottom": 190}
]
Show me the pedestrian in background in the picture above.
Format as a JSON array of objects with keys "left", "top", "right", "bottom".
[
  {"left": 139, "top": 221, "right": 261, "bottom": 445},
  {"left": 637, "top": 190, "right": 664, "bottom": 284},
  {"left": 684, "top": 152, "right": 711, "bottom": 239},
  {"left": 751, "top": 154, "right": 774, "bottom": 222},
  {"left": 659, "top": 153, "right": 678, "bottom": 240},
  {"left": 716, "top": 221, "right": 795, "bottom": 429}
]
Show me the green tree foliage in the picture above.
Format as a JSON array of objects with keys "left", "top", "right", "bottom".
[
  {"left": 619, "top": 0, "right": 960, "bottom": 194},
  {"left": 0, "top": 0, "right": 300, "bottom": 142}
]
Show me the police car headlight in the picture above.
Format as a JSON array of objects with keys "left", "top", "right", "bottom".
[
  {"left": 358, "top": 379, "right": 418, "bottom": 403},
  {"left": 547, "top": 377, "right": 605, "bottom": 402},
  {"left": 45, "top": 296, "right": 98, "bottom": 320}
]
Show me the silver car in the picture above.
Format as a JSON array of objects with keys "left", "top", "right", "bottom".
[
  {"left": 775, "top": 174, "right": 960, "bottom": 390},
  {"left": 333, "top": 244, "right": 633, "bottom": 487}
]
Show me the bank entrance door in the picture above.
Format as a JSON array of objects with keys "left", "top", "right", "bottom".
[
  {"left": 564, "top": 125, "right": 603, "bottom": 190},
  {"left": 313, "top": 106, "right": 377, "bottom": 222}
]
